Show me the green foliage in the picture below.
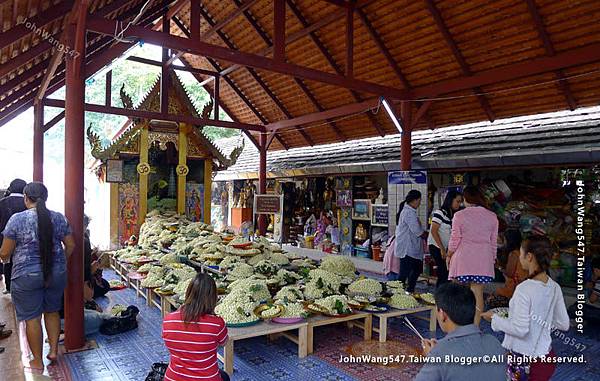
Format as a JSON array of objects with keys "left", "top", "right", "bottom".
[{"left": 43, "top": 43, "right": 239, "bottom": 163}]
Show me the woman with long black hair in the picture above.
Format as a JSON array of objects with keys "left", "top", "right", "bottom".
[
  {"left": 428, "top": 190, "right": 463, "bottom": 287},
  {"left": 394, "top": 190, "right": 428, "bottom": 293},
  {"left": 0, "top": 182, "right": 74, "bottom": 372}
]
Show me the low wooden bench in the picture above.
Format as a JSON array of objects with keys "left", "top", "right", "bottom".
[
  {"left": 306, "top": 312, "right": 372, "bottom": 354},
  {"left": 218, "top": 321, "right": 308, "bottom": 375},
  {"left": 372, "top": 305, "right": 437, "bottom": 342}
]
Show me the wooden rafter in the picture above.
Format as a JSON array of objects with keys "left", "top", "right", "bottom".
[
  {"left": 197, "top": 0, "right": 378, "bottom": 84},
  {"left": 345, "top": 1, "right": 354, "bottom": 78},
  {"left": 222, "top": 1, "right": 315, "bottom": 146},
  {"left": 356, "top": 8, "right": 409, "bottom": 88},
  {"left": 294, "top": 78, "right": 347, "bottom": 141},
  {"left": 166, "top": 0, "right": 260, "bottom": 66},
  {"left": 273, "top": 0, "right": 285, "bottom": 62},
  {"left": 525, "top": 0, "right": 576, "bottom": 110},
  {"left": 0, "top": 0, "right": 73, "bottom": 51},
  {"left": 173, "top": 15, "right": 288, "bottom": 150},
  {"left": 356, "top": 7, "right": 435, "bottom": 130},
  {"left": 424, "top": 0, "right": 495, "bottom": 122},
  {"left": 286, "top": 0, "right": 385, "bottom": 137},
  {"left": 0, "top": 58, "right": 48, "bottom": 97}
]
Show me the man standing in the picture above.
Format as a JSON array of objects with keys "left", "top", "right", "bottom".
[
  {"left": 415, "top": 283, "right": 506, "bottom": 381},
  {"left": 0, "top": 179, "right": 27, "bottom": 293}
]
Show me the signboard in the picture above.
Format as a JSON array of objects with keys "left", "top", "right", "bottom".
[
  {"left": 254, "top": 194, "right": 282, "bottom": 214},
  {"left": 253, "top": 194, "right": 284, "bottom": 243},
  {"left": 185, "top": 183, "right": 204, "bottom": 222},
  {"left": 388, "top": 171, "right": 428, "bottom": 234},
  {"left": 372, "top": 204, "right": 389, "bottom": 226},
  {"left": 106, "top": 160, "right": 124, "bottom": 183},
  {"left": 388, "top": 170, "right": 427, "bottom": 185},
  {"left": 336, "top": 189, "right": 353, "bottom": 207}
]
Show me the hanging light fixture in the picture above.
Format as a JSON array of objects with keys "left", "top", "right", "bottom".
[{"left": 381, "top": 96, "right": 403, "bottom": 133}]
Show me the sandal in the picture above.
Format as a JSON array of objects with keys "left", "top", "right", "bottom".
[{"left": 46, "top": 354, "right": 58, "bottom": 363}]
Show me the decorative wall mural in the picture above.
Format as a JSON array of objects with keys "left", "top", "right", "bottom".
[
  {"left": 186, "top": 183, "right": 204, "bottom": 222},
  {"left": 118, "top": 183, "right": 139, "bottom": 245}
]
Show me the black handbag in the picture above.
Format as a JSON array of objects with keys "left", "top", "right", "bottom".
[
  {"left": 145, "top": 362, "right": 168, "bottom": 381},
  {"left": 99, "top": 306, "right": 139, "bottom": 335}
]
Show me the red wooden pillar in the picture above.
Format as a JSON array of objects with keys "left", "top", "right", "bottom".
[
  {"left": 33, "top": 102, "right": 44, "bottom": 182},
  {"left": 258, "top": 133, "right": 267, "bottom": 236},
  {"left": 400, "top": 102, "right": 412, "bottom": 171},
  {"left": 63, "top": 13, "right": 86, "bottom": 350},
  {"left": 160, "top": 13, "right": 170, "bottom": 114}
]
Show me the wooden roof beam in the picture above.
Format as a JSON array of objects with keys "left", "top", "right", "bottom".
[
  {"left": 39, "top": 0, "right": 171, "bottom": 99},
  {"left": 412, "top": 101, "right": 432, "bottom": 127},
  {"left": 294, "top": 78, "right": 347, "bottom": 141},
  {"left": 191, "top": 4, "right": 301, "bottom": 148},
  {"left": 126, "top": 56, "right": 220, "bottom": 76},
  {"left": 525, "top": 0, "right": 576, "bottom": 110},
  {"left": 0, "top": 98, "right": 34, "bottom": 128},
  {"left": 174, "top": 16, "right": 287, "bottom": 150},
  {"left": 221, "top": 1, "right": 314, "bottom": 146},
  {"left": 0, "top": 58, "right": 48, "bottom": 97},
  {"left": 197, "top": 0, "right": 378, "bottom": 84},
  {"left": 166, "top": 0, "right": 260, "bottom": 66},
  {"left": 43, "top": 98, "right": 265, "bottom": 131},
  {"left": 356, "top": 8, "right": 410, "bottom": 88},
  {"left": 152, "top": 0, "right": 189, "bottom": 31},
  {"left": 87, "top": 17, "right": 411, "bottom": 98},
  {"left": 286, "top": 0, "right": 385, "bottom": 137},
  {"left": 321, "top": 0, "right": 350, "bottom": 7},
  {"left": 0, "top": 77, "right": 43, "bottom": 111},
  {"left": 238, "top": 40, "right": 600, "bottom": 131},
  {"left": 424, "top": 0, "right": 495, "bottom": 122},
  {"left": 274, "top": 0, "right": 285, "bottom": 62},
  {"left": 43, "top": 110, "right": 65, "bottom": 132},
  {"left": 0, "top": 0, "right": 73, "bottom": 51}
]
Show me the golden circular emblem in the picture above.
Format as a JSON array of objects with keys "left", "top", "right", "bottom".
[
  {"left": 343, "top": 227, "right": 350, "bottom": 235},
  {"left": 343, "top": 211, "right": 349, "bottom": 218},
  {"left": 136, "top": 162, "right": 150, "bottom": 175},
  {"left": 176, "top": 164, "right": 189, "bottom": 176}
]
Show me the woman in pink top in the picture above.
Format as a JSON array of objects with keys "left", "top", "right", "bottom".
[{"left": 447, "top": 186, "right": 498, "bottom": 326}]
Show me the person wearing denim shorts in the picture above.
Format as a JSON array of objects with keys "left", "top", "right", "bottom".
[{"left": 0, "top": 182, "right": 74, "bottom": 373}]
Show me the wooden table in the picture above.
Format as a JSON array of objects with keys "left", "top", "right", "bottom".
[
  {"left": 218, "top": 321, "right": 308, "bottom": 375},
  {"left": 373, "top": 305, "right": 436, "bottom": 343},
  {"left": 160, "top": 295, "right": 181, "bottom": 318},
  {"left": 306, "top": 312, "right": 372, "bottom": 354}
]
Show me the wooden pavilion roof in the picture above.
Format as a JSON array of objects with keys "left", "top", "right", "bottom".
[{"left": 1, "top": 0, "right": 600, "bottom": 151}]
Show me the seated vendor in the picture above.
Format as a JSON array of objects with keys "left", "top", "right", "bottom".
[{"left": 486, "top": 230, "right": 527, "bottom": 309}]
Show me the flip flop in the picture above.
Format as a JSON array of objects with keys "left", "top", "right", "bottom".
[{"left": 0, "top": 347, "right": 5, "bottom": 354}]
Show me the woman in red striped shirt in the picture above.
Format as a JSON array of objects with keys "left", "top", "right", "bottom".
[{"left": 162, "top": 273, "right": 229, "bottom": 381}]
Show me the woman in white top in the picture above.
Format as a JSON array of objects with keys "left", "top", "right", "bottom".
[
  {"left": 482, "top": 236, "right": 569, "bottom": 381},
  {"left": 428, "top": 190, "right": 462, "bottom": 288}
]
